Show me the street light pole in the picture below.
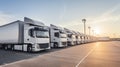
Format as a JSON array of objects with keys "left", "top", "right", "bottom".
[
  {"left": 88, "top": 26, "right": 91, "bottom": 35},
  {"left": 82, "top": 19, "right": 86, "bottom": 35}
]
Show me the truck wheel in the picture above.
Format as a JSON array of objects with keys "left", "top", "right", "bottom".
[
  {"left": 11, "top": 45, "right": 14, "bottom": 50},
  {"left": 54, "top": 43, "right": 58, "bottom": 48},
  {"left": 4, "top": 45, "right": 8, "bottom": 50},
  {"left": 27, "top": 44, "right": 32, "bottom": 52}
]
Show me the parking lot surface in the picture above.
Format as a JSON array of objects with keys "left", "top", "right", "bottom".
[{"left": 1, "top": 41, "right": 120, "bottom": 67}]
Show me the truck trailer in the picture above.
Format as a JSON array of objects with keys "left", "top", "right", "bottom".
[{"left": 0, "top": 17, "right": 50, "bottom": 52}]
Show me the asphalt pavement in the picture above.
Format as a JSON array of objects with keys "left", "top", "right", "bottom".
[{"left": 0, "top": 41, "right": 120, "bottom": 67}]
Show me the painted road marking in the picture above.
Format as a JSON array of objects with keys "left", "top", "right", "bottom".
[{"left": 75, "top": 44, "right": 98, "bottom": 67}]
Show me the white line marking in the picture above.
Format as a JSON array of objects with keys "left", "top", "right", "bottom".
[{"left": 75, "top": 45, "right": 97, "bottom": 67}]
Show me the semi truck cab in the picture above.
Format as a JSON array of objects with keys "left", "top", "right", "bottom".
[
  {"left": 76, "top": 32, "right": 81, "bottom": 45},
  {"left": 64, "top": 28, "right": 76, "bottom": 46},
  {"left": 0, "top": 17, "right": 50, "bottom": 52},
  {"left": 71, "top": 34, "right": 76, "bottom": 45},
  {"left": 50, "top": 24, "right": 67, "bottom": 48},
  {"left": 23, "top": 17, "right": 50, "bottom": 52}
]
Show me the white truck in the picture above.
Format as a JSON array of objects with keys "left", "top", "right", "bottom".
[
  {"left": 0, "top": 17, "right": 50, "bottom": 52},
  {"left": 64, "top": 28, "right": 72, "bottom": 46},
  {"left": 50, "top": 24, "right": 67, "bottom": 48},
  {"left": 76, "top": 32, "right": 81, "bottom": 45},
  {"left": 80, "top": 33, "right": 85, "bottom": 44},
  {"left": 71, "top": 31, "right": 77, "bottom": 45},
  {"left": 72, "top": 31, "right": 78, "bottom": 45},
  {"left": 64, "top": 28, "right": 76, "bottom": 46}
]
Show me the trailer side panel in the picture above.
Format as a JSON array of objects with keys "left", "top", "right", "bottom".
[{"left": 0, "top": 21, "right": 23, "bottom": 44}]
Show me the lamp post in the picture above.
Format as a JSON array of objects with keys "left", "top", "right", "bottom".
[
  {"left": 82, "top": 19, "right": 86, "bottom": 35},
  {"left": 88, "top": 26, "right": 91, "bottom": 35}
]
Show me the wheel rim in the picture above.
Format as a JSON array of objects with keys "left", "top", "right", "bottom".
[{"left": 27, "top": 45, "right": 32, "bottom": 52}]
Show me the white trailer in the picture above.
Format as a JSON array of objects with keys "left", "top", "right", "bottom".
[
  {"left": 0, "top": 17, "right": 50, "bottom": 52},
  {"left": 50, "top": 24, "right": 67, "bottom": 48}
]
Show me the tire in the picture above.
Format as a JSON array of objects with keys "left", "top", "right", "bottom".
[
  {"left": 54, "top": 43, "right": 58, "bottom": 48},
  {"left": 27, "top": 44, "right": 32, "bottom": 52},
  {"left": 4, "top": 45, "right": 8, "bottom": 50},
  {"left": 11, "top": 45, "right": 14, "bottom": 50}
]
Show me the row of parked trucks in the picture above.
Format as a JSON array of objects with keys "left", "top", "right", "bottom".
[{"left": 0, "top": 17, "right": 98, "bottom": 52}]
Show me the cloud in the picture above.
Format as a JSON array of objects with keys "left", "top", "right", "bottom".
[
  {"left": 87, "top": 4, "right": 120, "bottom": 24},
  {"left": 0, "top": 12, "right": 16, "bottom": 26},
  {"left": 59, "top": 4, "right": 120, "bottom": 33}
]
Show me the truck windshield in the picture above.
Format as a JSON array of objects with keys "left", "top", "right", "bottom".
[
  {"left": 60, "top": 34, "right": 67, "bottom": 38},
  {"left": 36, "top": 30, "right": 49, "bottom": 38},
  {"left": 67, "top": 34, "right": 72, "bottom": 38},
  {"left": 72, "top": 35, "right": 76, "bottom": 39}
]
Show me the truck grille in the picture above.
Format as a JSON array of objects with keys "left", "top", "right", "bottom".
[
  {"left": 62, "top": 42, "right": 67, "bottom": 45},
  {"left": 39, "top": 43, "right": 49, "bottom": 48},
  {"left": 73, "top": 41, "right": 76, "bottom": 45},
  {"left": 67, "top": 41, "right": 71, "bottom": 45}
]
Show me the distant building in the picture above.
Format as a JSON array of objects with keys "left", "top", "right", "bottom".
[
  {"left": 110, "top": 38, "right": 120, "bottom": 41},
  {"left": 98, "top": 37, "right": 110, "bottom": 41}
]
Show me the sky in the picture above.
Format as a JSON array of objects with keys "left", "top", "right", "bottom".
[{"left": 0, "top": 0, "right": 120, "bottom": 38}]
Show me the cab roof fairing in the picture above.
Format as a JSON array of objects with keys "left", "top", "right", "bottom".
[
  {"left": 64, "top": 28, "right": 73, "bottom": 34},
  {"left": 50, "top": 24, "right": 63, "bottom": 30},
  {"left": 24, "top": 17, "right": 45, "bottom": 27},
  {"left": 50, "top": 24, "right": 66, "bottom": 33}
]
